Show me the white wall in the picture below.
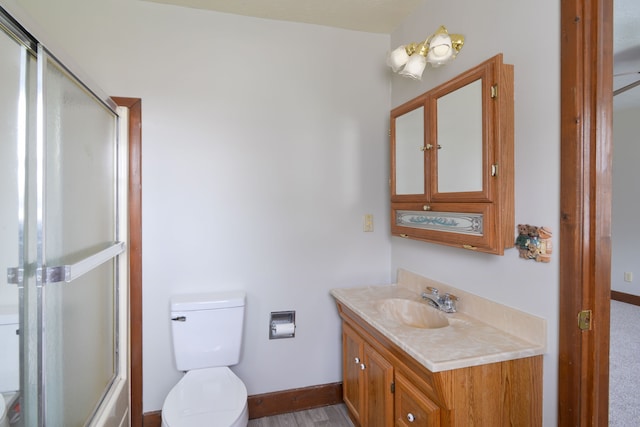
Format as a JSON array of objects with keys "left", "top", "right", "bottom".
[
  {"left": 389, "top": 1, "right": 560, "bottom": 426},
  {"left": 3, "top": 0, "right": 565, "bottom": 423},
  {"left": 2, "top": 0, "right": 393, "bottom": 412},
  {"left": 612, "top": 104, "right": 640, "bottom": 296}
]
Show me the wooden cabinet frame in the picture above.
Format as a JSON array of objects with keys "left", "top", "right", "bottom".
[{"left": 390, "top": 54, "right": 514, "bottom": 255}]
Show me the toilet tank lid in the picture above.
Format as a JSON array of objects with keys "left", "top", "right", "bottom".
[{"left": 171, "top": 291, "right": 246, "bottom": 311}]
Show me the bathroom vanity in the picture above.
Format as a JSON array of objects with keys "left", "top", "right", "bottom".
[{"left": 331, "top": 270, "right": 545, "bottom": 426}]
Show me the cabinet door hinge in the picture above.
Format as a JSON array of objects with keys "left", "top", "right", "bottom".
[
  {"left": 491, "top": 84, "right": 498, "bottom": 99},
  {"left": 390, "top": 382, "right": 395, "bottom": 394},
  {"left": 491, "top": 164, "right": 498, "bottom": 177},
  {"left": 578, "top": 310, "right": 592, "bottom": 331}
]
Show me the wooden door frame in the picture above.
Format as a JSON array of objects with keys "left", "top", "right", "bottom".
[
  {"left": 559, "top": 0, "right": 613, "bottom": 425},
  {"left": 112, "top": 97, "right": 143, "bottom": 427}
]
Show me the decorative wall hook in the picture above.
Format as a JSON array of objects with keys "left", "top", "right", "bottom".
[{"left": 515, "top": 225, "right": 552, "bottom": 262}]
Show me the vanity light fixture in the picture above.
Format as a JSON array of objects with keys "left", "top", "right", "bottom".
[{"left": 387, "top": 26, "right": 464, "bottom": 80}]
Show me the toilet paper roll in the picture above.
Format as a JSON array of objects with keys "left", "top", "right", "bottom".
[{"left": 272, "top": 322, "right": 295, "bottom": 337}]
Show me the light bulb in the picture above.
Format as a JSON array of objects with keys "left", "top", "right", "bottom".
[
  {"left": 387, "top": 46, "right": 410, "bottom": 72},
  {"left": 399, "top": 55, "right": 427, "bottom": 80}
]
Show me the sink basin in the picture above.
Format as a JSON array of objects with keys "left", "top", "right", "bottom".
[{"left": 376, "top": 298, "right": 449, "bottom": 329}]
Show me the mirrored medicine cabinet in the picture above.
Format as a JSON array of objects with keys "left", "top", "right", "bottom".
[{"left": 390, "top": 54, "right": 514, "bottom": 255}]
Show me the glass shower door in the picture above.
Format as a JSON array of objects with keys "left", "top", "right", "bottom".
[
  {"left": 0, "top": 14, "right": 37, "bottom": 427},
  {"left": 2, "top": 7, "right": 127, "bottom": 425},
  {"left": 35, "top": 47, "right": 124, "bottom": 426}
]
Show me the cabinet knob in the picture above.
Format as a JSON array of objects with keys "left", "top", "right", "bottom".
[
  {"left": 354, "top": 357, "right": 360, "bottom": 364},
  {"left": 407, "top": 413, "right": 415, "bottom": 422},
  {"left": 360, "top": 363, "right": 366, "bottom": 370},
  {"left": 423, "top": 205, "right": 431, "bottom": 211}
]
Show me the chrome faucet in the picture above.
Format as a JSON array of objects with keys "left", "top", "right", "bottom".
[{"left": 421, "top": 286, "right": 458, "bottom": 313}]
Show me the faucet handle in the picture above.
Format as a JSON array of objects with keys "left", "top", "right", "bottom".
[
  {"left": 444, "top": 293, "right": 458, "bottom": 301},
  {"left": 442, "top": 293, "right": 458, "bottom": 312},
  {"left": 426, "top": 286, "right": 439, "bottom": 295}
]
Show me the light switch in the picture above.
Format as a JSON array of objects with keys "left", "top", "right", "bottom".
[{"left": 363, "top": 214, "right": 374, "bottom": 232}]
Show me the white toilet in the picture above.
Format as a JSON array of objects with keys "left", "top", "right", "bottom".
[{"left": 162, "top": 291, "right": 249, "bottom": 427}]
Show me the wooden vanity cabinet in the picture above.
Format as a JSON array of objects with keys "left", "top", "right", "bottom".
[
  {"left": 337, "top": 302, "right": 542, "bottom": 427},
  {"left": 343, "top": 323, "right": 394, "bottom": 427},
  {"left": 343, "top": 323, "right": 364, "bottom": 423},
  {"left": 395, "top": 372, "right": 441, "bottom": 427}
]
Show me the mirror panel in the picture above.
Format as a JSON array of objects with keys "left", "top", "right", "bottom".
[
  {"left": 436, "top": 79, "right": 483, "bottom": 193},
  {"left": 395, "top": 106, "right": 425, "bottom": 195}
]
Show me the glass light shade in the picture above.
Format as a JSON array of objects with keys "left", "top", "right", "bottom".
[
  {"left": 388, "top": 46, "right": 409, "bottom": 72},
  {"left": 426, "top": 33, "right": 453, "bottom": 65},
  {"left": 399, "top": 54, "right": 427, "bottom": 80}
]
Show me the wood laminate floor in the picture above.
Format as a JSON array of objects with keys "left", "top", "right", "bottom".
[{"left": 248, "top": 404, "right": 354, "bottom": 427}]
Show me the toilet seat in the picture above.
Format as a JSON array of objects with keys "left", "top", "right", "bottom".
[{"left": 162, "top": 367, "right": 248, "bottom": 427}]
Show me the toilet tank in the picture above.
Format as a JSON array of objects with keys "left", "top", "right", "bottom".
[
  {"left": 170, "top": 291, "right": 245, "bottom": 371},
  {"left": 0, "top": 306, "right": 19, "bottom": 392}
]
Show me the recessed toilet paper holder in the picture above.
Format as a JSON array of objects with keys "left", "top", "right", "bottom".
[{"left": 269, "top": 310, "right": 295, "bottom": 339}]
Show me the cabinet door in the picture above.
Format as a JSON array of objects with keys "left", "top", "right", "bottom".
[
  {"left": 363, "top": 344, "right": 395, "bottom": 427},
  {"left": 343, "top": 323, "right": 364, "bottom": 424},
  {"left": 395, "top": 372, "right": 440, "bottom": 427},
  {"left": 391, "top": 96, "right": 428, "bottom": 202},
  {"left": 389, "top": 54, "right": 514, "bottom": 255}
]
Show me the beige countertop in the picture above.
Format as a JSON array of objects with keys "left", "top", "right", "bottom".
[{"left": 331, "top": 269, "right": 546, "bottom": 373}]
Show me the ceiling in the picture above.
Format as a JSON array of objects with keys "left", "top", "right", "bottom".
[
  {"left": 144, "top": 0, "right": 640, "bottom": 107},
  {"left": 141, "top": 0, "right": 424, "bottom": 34}
]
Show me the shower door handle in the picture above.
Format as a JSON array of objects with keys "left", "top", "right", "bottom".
[
  {"left": 37, "top": 241, "right": 125, "bottom": 285},
  {"left": 7, "top": 267, "right": 23, "bottom": 285}
]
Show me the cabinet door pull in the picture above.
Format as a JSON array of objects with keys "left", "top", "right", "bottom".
[
  {"left": 354, "top": 357, "right": 360, "bottom": 364},
  {"left": 360, "top": 363, "right": 366, "bottom": 370},
  {"left": 407, "top": 413, "right": 416, "bottom": 422}
]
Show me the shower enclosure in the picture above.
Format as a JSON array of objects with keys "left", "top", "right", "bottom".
[{"left": 1, "top": 7, "right": 129, "bottom": 427}]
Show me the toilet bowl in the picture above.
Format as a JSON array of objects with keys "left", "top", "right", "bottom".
[{"left": 162, "top": 367, "right": 248, "bottom": 427}]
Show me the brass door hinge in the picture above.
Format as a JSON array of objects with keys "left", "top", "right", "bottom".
[
  {"left": 491, "top": 84, "right": 498, "bottom": 99},
  {"left": 578, "top": 310, "right": 592, "bottom": 331}
]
